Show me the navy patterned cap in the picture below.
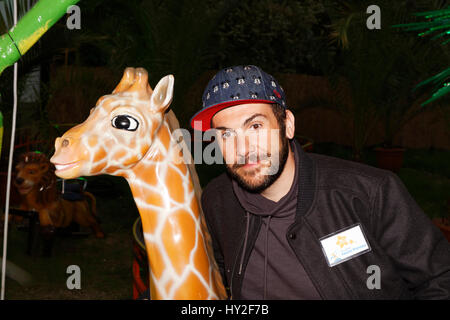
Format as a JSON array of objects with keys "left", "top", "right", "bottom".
[{"left": 190, "top": 65, "right": 286, "bottom": 131}]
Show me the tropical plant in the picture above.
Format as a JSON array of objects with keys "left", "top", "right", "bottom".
[
  {"left": 214, "top": 0, "right": 335, "bottom": 74},
  {"left": 375, "top": 37, "right": 449, "bottom": 147},
  {"left": 393, "top": 5, "right": 450, "bottom": 106},
  {"left": 326, "top": 0, "right": 448, "bottom": 159},
  {"left": 393, "top": 2, "right": 450, "bottom": 150},
  {"left": 67, "top": 0, "right": 239, "bottom": 128}
]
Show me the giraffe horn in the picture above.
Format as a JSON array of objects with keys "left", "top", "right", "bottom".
[
  {"left": 112, "top": 67, "right": 136, "bottom": 93},
  {"left": 128, "top": 67, "right": 152, "bottom": 99}
]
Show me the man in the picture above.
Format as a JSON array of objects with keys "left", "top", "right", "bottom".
[{"left": 190, "top": 65, "right": 450, "bottom": 299}]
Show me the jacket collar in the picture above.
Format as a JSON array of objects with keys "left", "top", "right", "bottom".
[{"left": 292, "top": 138, "right": 316, "bottom": 220}]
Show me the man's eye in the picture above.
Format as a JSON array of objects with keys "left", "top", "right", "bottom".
[{"left": 221, "top": 131, "right": 233, "bottom": 139}]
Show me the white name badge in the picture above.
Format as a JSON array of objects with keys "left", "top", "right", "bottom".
[{"left": 319, "top": 223, "right": 371, "bottom": 267}]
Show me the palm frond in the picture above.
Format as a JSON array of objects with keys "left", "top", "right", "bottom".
[{"left": 393, "top": 3, "right": 450, "bottom": 106}]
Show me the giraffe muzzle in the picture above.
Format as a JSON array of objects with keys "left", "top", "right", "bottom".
[{"left": 50, "top": 136, "right": 83, "bottom": 177}]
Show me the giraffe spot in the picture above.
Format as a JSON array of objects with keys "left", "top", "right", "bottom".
[
  {"left": 192, "top": 233, "right": 211, "bottom": 283},
  {"left": 174, "top": 160, "right": 188, "bottom": 176},
  {"left": 140, "top": 165, "right": 159, "bottom": 187},
  {"left": 105, "top": 165, "right": 124, "bottom": 174},
  {"left": 166, "top": 167, "right": 185, "bottom": 203},
  {"left": 123, "top": 154, "right": 140, "bottom": 167},
  {"left": 164, "top": 279, "right": 174, "bottom": 294},
  {"left": 161, "top": 209, "right": 196, "bottom": 276},
  {"left": 114, "top": 149, "right": 127, "bottom": 160},
  {"left": 92, "top": 161, "right": 107, "bottom": 173},
  {"left": 144, "top": 192, "right": 165, "bottom": 210},
  {"left": 144, "top": 241, "right": 166, "bottom": 281},
  {"left": 128, "top": 138, "right": 141, "bottom": 150},
  {"left": 88, "top": 136, "right": 98, "bottom": 148},
  {"left": 139, "top": 209, "right": 160, "bottom": 238},
  {"left": 140, "top": 145, "right": 150, "bottom": 157},
  {"left": 172, "top": 272, "right": 209, "bottom": 300},
  {"left": 94, "top": 147, "right": 107, "bottom": 163},
  {"left": 158, "top": 125, "right": 171, "bottom": 148}
]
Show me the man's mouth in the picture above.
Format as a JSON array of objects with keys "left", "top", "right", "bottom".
[
  {"left": 243, "top": 161, "right": 261, "bottom": 168},
  {"left": 234, "top": 158, "right": 270, "bottom": 170}
]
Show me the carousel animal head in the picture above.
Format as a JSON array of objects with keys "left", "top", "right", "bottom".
[
  {"left": 50, "top": 67, "right": 174, "bottom": 179},
  {"left": 14, "top": 151, "right": 104, "bottom": 238},
  {"left": 14, "top": 152, "right": 56, "bottom": 198}
]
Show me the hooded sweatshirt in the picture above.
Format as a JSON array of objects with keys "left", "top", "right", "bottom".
[{"left": 232, "top": 141, "right": 321, "bottom": 299}]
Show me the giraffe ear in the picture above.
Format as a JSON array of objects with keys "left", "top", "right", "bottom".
[{"left": 150, "top": 75, "right": 174, "bottom": 113}]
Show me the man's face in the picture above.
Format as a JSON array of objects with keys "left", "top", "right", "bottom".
[{"left": 212, "top": 103, "right": 289, "bottom": 193}]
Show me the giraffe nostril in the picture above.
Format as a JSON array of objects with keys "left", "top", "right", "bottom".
[{"left": 62, "top": 139, "right": 70, "bottom": 147}]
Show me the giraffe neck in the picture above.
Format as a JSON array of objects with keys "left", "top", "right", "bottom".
[{"left": 126, "top": 118, "right": 225, "bottom": 300}]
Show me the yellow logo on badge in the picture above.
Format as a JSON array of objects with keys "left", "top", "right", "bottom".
[
  {"left": 336, "top": 235, "right": 354, "bottom": 248},
  {"left": 320, "top": 224, "right": 371, "bottom": 267}
]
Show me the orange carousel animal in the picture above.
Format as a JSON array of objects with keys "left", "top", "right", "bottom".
[
  {"left": 13, "top": 151, "right": 104, "bottom": 238},
  {"left": 50, "top": 67, "right": 226, "bottom": 299}
]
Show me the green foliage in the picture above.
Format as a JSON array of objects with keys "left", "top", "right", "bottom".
[
  {"left": 214, "top": 0, "right": 335, "bottom": 74},
  {"left": 394, "top": 3, "right": 450, "bottom": 106},
  {"left": 0, "top": 0, "right": 336, "bottom": 130},
  {"left": 72, "top": 0, "right": 239, "bottom": 127},
  {"left": 327, "top": 0, "right": 449, "bottom": 156}
]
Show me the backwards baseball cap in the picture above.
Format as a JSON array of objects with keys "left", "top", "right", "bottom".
[{"left": 190, "top": 65, "right": 287, "bottom": 131}]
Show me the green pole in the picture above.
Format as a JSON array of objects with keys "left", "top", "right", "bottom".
[
  {"left": 0, "top": 111, "right": 3, "bottom": 159},
  {"left": 0, "top": 0, "right": 80, "bottom": 75}
]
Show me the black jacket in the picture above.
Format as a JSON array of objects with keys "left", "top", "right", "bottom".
[{"left": 201, "top": 139, "right": 450, "bottom": 299}]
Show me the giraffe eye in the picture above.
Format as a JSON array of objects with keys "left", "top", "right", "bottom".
[{"left": 111, "top": 115, "right": 139, "bottom": 131}]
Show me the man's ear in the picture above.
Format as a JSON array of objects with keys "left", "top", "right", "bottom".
[{"left": 285, "top": 110, "right": 295, "bottom": 139}]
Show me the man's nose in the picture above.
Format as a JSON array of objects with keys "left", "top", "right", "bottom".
[{"left": 236, "top": 134, "right": 249, "bottom": 159}]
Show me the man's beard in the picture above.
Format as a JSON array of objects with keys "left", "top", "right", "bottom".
[{"left": 225, "top": 136, "right": 290, "bottom": 193}]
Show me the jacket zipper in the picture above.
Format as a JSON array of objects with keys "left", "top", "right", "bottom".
[
  {"left": 286, "top": 222, "right": 325, "bottom": 299},
  {"left": 229, "top": 231, "right": 246, "bottom": 298}
]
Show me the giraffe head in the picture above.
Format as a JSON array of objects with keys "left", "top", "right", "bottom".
[{"left": 50, "top": 67, "right": 174, "bottom": 179}]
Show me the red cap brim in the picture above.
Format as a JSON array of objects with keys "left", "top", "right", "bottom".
[{"left": 190, "top": 99, "right": 274, "bottom": 131}]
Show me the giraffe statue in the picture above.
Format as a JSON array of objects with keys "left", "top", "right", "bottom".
[{"left": 50, "top": 67, "right": 226, "bottom": 300}]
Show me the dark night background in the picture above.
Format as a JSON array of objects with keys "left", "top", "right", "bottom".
[{"left": 0, "top": 0, "right": 448, "bottom": 299}]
